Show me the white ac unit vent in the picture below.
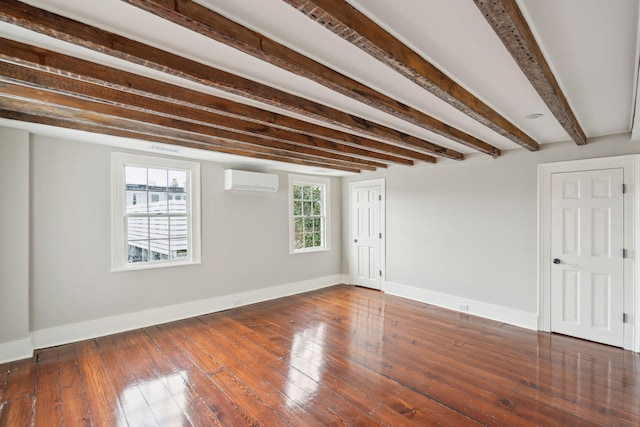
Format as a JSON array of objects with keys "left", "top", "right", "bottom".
[{"left": 224, "top": 169, "right": 278, "bottom": 192}]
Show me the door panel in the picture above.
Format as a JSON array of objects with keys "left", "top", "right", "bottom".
[
  {"left": 550, "top": 168, "right": 624, "bottom": 346},
  {"left": 562, "top": 270, "right": 579, "bottom": 323},
  {"left": 352, "top": 184, "right": 381, "bottom": 289}
]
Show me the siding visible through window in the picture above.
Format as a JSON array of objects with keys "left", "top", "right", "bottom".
[{"left": 111, "top": 152, "right": 201, "bottom": 271}]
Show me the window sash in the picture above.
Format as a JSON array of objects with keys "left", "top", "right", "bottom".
[
  {"left": 112, "top": 152, "right": 201, "bottom": 271},
  {"left": 289, "top": 176, "right": 330, "bottom": 253}
]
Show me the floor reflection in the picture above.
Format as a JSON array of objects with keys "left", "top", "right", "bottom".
[
  {"left": 350, "top": 293, "right": 386, "bottom": 369},
  {"left": 285, "top": 323, "right": 326, "bottom": 407},
  {"left": 120, "top": 371, "right": 187, "bottom": 425}
]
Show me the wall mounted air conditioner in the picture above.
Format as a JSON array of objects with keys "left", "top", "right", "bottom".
[{"left": 224, "top": 169, "right": 278, "bottom": 192}]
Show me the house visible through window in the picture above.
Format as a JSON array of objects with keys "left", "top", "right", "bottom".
[
  {"left": 112, "top": 153, "right": 201, "bottom": 271},
  {"left": 289, "top": 175, "right": 330, "bottom": 253}
]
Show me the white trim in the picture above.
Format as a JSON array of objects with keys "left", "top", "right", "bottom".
[
  {"left": 538, "top": 155, "right": 639, "bottom": 352},
  {"left": 111, "top": 152, "right": 202, "bottom": 272},
  {"left": 348, "top": 179, "right": 386, "bottom": 289},
  {"left": 288, "top": 174, "right": 331, "bottom": 254},
  {"left": 338, "top": 274, "right": 351, "bottom": 284},
  {"left": 26, "top": 275, "right": 343, "bottom": 359},
  {"left": 385, "top": 282, "right": 538, "bottom": 330},
  {"left": 0, "top": 337, "right": 33, "bottom": 364}
]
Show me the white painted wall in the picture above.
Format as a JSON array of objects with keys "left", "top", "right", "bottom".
[
  {"left": 343, "top": 133, "right": 640, "bottom": 318},
  {"left": 28, "top": 134, "right": 342, "bottom": 330},
  {"left": 0, "top": 128, "right": 30, "bottom": 347},
  {"left": 0, "top": 127, "right": 342, "bottom": 361}
]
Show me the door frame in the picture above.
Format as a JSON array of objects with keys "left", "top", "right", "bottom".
[
  {"left": 538, "top": 155, "right": 640, "bottom": 351},
  {"left": 349, "top": 179, "right": 386, "bottom": 289}
]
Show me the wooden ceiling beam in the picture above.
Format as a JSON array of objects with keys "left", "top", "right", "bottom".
[
  {"left": 283, "top": 0, "right": 540, "bottom": 152},
  {"left": 0, "top": 0, "right": 463, "bottom": 160},
  {"left": 123, "top": 0, "right": 500, "bottom": 157},
  {"left": 0, "top": 62, "right": 403, "bottom": 167},
  {"left": 473, "top": 0, "right": 586, "bottom": 145},
  {"left": 0, "top": 100, "right": 365, "bottom": 173},
  {"left": 0, "top": 86, "right": 382, "bottom": 171},
  {"left": 0, "top": 38, "right": 434, "bottom": 164}
]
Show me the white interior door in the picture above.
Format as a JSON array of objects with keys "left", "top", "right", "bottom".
[
  {"left": 351, "top": 182, "right": 382, "bottom": 289},
  {"left": 550, "top": 168, "right": 624, "bottom": 346}
]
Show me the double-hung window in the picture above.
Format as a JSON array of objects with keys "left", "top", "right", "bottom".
[
  {"left": 111, "top": 153, "right": 201, "bottom": 271},
  {"left": 289, "top": 175, "right": 330, "bottom": 253}
]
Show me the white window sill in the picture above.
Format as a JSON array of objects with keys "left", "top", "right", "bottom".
[
  {"left": 290, "top": 247, "right": 331, "bottom": 255},
  {"left": 111, "top": 260, "right": 202, "bottom": 273}
]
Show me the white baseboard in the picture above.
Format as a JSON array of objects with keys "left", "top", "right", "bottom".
[
  {"left": 0, "top": 336, "right": 33, "bottom": 364},
  {"left": 3, "top": 275, "right": 341, "bottom": 362},
  {"left": 339, "top": 274, "right": 351, "bottom": 285},
  {"left": 385, "top": 282, "right": 538, "bottom": 330}
]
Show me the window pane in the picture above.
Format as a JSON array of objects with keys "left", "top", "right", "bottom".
[
  {"left": 148, "top": 192, "right": 168, "bottom": 213},
  {"left": 312, "top": 186, "right": 322, "bottom": 201},
  {"left": 312, "top": 202, "right": 321, "bottom": 216},
  {"left": 304, "top": 218, "right": 314, "bottom": 233},
  {"left": 294, "top": 201, "right": 302, "bottom": 216},
  {"left": 313, "top": 218, "right": 322, "bottom": 232},
  {"left": 293, "top": 185, "right": 302, "bottom": 200},
  {"left": 303, "top": 202, "right": 312, "bottom": 216},
  {"left": 168, "top": 170, "right": 187, "bottom": 192},
  {"left": 303, "top": 186, "right": 312, "bottom": 200},
  {"left": 128, "top": 241, "right": 148, "bottom": 264},
  {"left": 169, "top": 217, "right": 188, "bottom": 240},
  {"left": 148, "top": 168, "right": 167, "bottom": 190},
  {"left": 294, "top": 218, "right": 304, "bottom": 233},
  {"left": 304, "top": 233, "right": 314, "bottom": 248},
  {"left": 170, "top": 239, "right": 188, "bottom": 260},
  {"left": 126, "top": 191, "right": 147, "bottom": 213},
  {"left": 295, "top": 233, "right": 305, "bottom": 249},
  {"left": 127, "top": 217, "right": 148, "bottom": 241},
  {"left": 150, "top": 239, "right": 169, "bottom": 261},
  {"left": 168, "top": 192, "right": 187, "bottom": 213},
  {"left": 313, "top": 232, "right": 322, "bottom": 247},
  {"left": 150, "top": 217, "right": 169, "bottom": 240},
  {"left": 125, "top": 166, "right": 147, "bottom": 188}
]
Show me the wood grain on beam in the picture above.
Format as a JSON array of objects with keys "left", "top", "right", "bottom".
[
  {"left": 0, "top": 62, "right": 403, "bottom": 167},
  {"left": 283, "top": 0, "right": 540, "bottom": 152},
  {"left": 0, "top": 101, "right": 364, "bottom": 173},
  {"left": 0, "top": 0, "right": 463, "bottom": 160},
  {"left": 473, "top": 0, "right": 586, "bottom": 145},
  {"left": 122, "top": 0, "right": 500, "bottom": 157},
  {"left": 0, "top": 38, "right": 434, "bottom": 164},
  {"left": 0, "top": 85, "right": 383, "bottom": 171}
]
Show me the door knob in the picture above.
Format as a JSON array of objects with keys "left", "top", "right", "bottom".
[
  {"left": 354, "top": 239, "right": 358, "bottom": 243},
  {"left": 553, "top": 258, "right": 561, "bottom": 264}
]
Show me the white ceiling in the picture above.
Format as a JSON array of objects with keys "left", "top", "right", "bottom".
[{"left": 1, "top": 0, "right": 639, "bottom": 174}]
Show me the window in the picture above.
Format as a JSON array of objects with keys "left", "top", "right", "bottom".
[
  {"left": 289, "top": 175, "right": 330, "bottom": 253},
  {"left": 111, "top": 153, "right": 201, "bottom": 271}
]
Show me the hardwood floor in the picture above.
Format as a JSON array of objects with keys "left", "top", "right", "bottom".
[{"left": 1, "top": 285, "right": 639, "bottom": 426}]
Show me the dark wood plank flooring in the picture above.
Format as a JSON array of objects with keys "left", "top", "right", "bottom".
[{"left": 1, "top": 285, "right": 639, "bottom": 426}]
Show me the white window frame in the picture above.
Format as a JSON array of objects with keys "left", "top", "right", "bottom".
[
  {"left": 288, "top": 174, "right": 331, "bottom": 254},
  {"left": 111, "top": 152, "right": 201, "bottom": 271}
]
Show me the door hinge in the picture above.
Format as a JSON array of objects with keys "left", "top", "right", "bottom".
[
  {"left": 379, "top": 270, "right": 382, "bottom": 277},
  {"left": 623, "top": 249, "right": 628, "bottom": 259},
  {"left": 623, "top": 313, "right": 628, "bottom": 323},
  {"left": 622, "top": 184, "right": 626, "bottom": 194},
  {"left": 379, "top": 195, "right": 382, "bottom": 201},
  {"left": 379, "top": 232, "right": 382, "bottom": 239}
]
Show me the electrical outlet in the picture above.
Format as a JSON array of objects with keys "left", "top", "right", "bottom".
[{"left": 458, "top": 304, "right": 469, "bottom": 312}]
